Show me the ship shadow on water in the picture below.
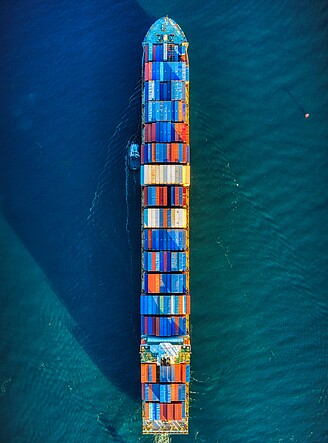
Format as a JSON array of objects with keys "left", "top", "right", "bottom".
[{"left": 1, "top": 0, "right": 156, "bottom": 402}]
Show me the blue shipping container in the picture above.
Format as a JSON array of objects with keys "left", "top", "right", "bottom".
[{"left": 143, "top": 229, "right": 187, "bottom": 251}]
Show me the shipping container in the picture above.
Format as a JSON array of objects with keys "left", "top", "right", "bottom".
[
  {"left": 143, "top": 251, "right": 187, "bottom": 272},
  {"left": 143, "top": 122, "right": 189, "bottom": 144},
  {"left": 142, "top": 383, "right": 160, "bottom": 402},
  {"left": 171, "top": 81, "right": 186, "bottom": 101},
  {"left": 143, "top": 186, "right": 188, "bottom": 207},
  {"left": 141, "top": 315, "right": 187, "bottom": 336},
  {"left": 159, "top": 364, "right": 191, "bottom": 383},
  {"left": 141, "top": 363, "right": 157, "bottom": 383},
  {"left": 140, "top": 164, "right": 190, "bottom": 185},
  {"left": 143, "top": 208, "right": 187, "bottom": 228},
  {"left": 140, "top": 294, "right": 190, "bottom": 315},
  {"left": 143, "top": 384, "right": 187, "bottom": 403},
  {"left": 144, "top": 101, "right": 187, "bottom": 123},
  {"left": 149, "top": 62, "right": 187, "bottom": 81},
  {"left": 144, "top": 402, "right": 161, "bottom": 420},
  {"left": 143, "top": 273, "right": 187, "bottom": 294},
  {"left": 141, "top": 143, "right": 190, "bottom": 164},
  {"left": 143, "top": 228, "right": 187, "bottom": 251},
  {"left": 144, "top": 80, "right": 172, "bottom": 101}
]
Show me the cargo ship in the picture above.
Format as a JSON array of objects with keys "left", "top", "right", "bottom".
[{"left": 140, "top": 17, "right": 190, "bottom": 435}]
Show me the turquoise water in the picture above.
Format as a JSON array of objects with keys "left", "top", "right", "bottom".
[{"left": 1, "top": 1, "right": 328, "bottom": 442}]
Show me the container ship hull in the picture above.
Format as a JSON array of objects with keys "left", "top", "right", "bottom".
[{"left": 140, "top": 17, "right": 190, "bottom": 435}]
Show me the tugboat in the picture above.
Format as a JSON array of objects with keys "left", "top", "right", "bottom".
[{"left": 127, "top": 137, "right": 140, "bottom": 171}]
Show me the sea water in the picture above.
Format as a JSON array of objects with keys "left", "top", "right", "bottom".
[{"left": 1, "top": 1, "right": 327, "bottom": 442}]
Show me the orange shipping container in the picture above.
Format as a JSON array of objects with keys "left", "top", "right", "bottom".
[
  {"left": 141, "top": 364, "right": 146, "bottom": 383},
  {"left": 174, "top": 402, "right": 183, "bottom": 420},
  {"left": 171, "top": 384, "right": 178, "bottom": 401},
  {"left": 186, "top": 294, "right": 191, "bottom": 314},
  {"left": 148, "top": 62, "right": 152, "bottom": 80},
  {"left": 141, "top": 363, "right": 157, "bottom": 382},
  {"left": 167, "top": 403, "right": 174, "bottom": 421},
  {"left": 144, "top": 402, "right": 149, "bottom": 419},
  {"left": 147, "top": 274, "right": 159, "bottom": 293}
]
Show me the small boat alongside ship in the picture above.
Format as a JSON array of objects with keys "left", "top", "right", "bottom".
[{"left": 127, "top": 137, "right": 140, "bottom": 170}]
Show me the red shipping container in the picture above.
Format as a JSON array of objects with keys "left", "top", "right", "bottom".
[
  {"left": 143, "top": 188, "right": 147, "bottom": 206},
  {"left": 156, "top": 317, "right": 160, "bottom": 336},
  {"left": 160, "top": 404, "right": 168, "bottom": 421},
  {"left": 182, "top": 145, "right": 187, "bottom": 163},
  {"left": 141, "top": 144, "right": 144, "bottom": 164},
  {"left": 183, "top": 187, "right": 187, "bottom": 206},
  {"left": 144, "top": 316, "right": 148, "bottom": 335},
  {"left": 148, "top": 62, "right": 152, "bottom": 81},
  {"left": 151, "top": 123, "right": 156, "bottom": 142},
  {"left": 181, "top": 364, "right": 186, "bottom": 382},
  {"left": 175, "top": 187, "right": 179, "bottom": 205},
  {"left": 149, "top": 125, "right": 153, "bottom": 143},
  {"left": 145, "top": 44, "right": 149, "bottom": 63},
  {"left": 150, "top": 364, "right": 156, "bottom": 382},
  {"left": 163, "top": 187, "right": 168, "bottom": 206},
  {"left": 185, "top": 125, "right": 189, "bottom": 143},
  {"left": 166, "top": 143, "right": 171, "bottom": 162}
]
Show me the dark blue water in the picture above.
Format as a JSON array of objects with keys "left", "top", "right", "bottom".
[{"left": 1, "top": 1, "right": 327, "bottom": 442}]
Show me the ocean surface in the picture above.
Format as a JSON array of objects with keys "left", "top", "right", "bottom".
[{"left": 1, "top": 1, "right": 328, "bottom": 442}]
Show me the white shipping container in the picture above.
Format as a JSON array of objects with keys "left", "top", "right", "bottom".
[
  {"left": 163, "top": 43, "right": 168, "bottom": 61},
  {"left": 148, "top": 81, "right": 155, "bottom": 100},
  {"left": 142, "top": 165, "right": 190, "bottom": 185},
  {"left": 143, "top": 208, "right": 187, "bottom": 228}
]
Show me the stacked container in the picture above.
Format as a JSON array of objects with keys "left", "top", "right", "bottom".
[{"left": 140, "top": 17, "right": 190, "bottom": 435}]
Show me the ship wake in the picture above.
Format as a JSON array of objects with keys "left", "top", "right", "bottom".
[{"left": 87, "top": 79, "right": 141, "bottom": 225}]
